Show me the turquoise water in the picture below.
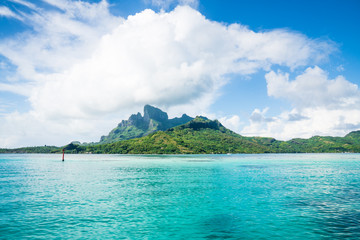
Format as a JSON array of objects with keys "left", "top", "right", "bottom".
[{"left": 1, "top": 154, "right": 360, "bottom": 239}]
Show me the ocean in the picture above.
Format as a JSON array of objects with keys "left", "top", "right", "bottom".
[{"left": 1, "top": 153, "right": 360, "bottom": 239}]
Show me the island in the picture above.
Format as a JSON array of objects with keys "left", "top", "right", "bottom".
[{"left": 1, "top": 105, "right": 360, "bottom": 154}]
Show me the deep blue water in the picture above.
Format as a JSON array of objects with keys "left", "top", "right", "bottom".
[{"left": 1, "top": 154, "right": 360, "bottom": 239}]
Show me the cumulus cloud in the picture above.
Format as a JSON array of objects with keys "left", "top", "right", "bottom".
[
  {"left": 266, "top": 66, "right": 359, "bottom": 109},
  {"left": 287, "top": 113, "right": 309, "bottom": 122},
  {"left": 0, "top": 0, "right": 121, "bottom": 83},
  {"left": 0, "top": 1, "right": 335, "bottom": 147},
  {"left": 249, "top": 108, "right": 275, "bottom": 123},
  {"left": 242, "top": 107, "right": 360, "bottom": 140},
  {"left": 0, "top": 110, "right": 115, "bottom": 147},
  {"left": 219, "top": 115, "right": 242, "bottom": 133},
  {"left": 25, "top": 6, "right": 334, "bottom": 120},
  {"left": 242, "top": 67, "right": 360, "bottom": 140}
]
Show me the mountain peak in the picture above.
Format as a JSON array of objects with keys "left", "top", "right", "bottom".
[
  {"left": 99, "top": 105, "right": 194, "bottom": 143},
  {"left": 345, "top": 130, "right": 360, "bottom": 139},
  {"left": 144, "top": 105, "right": 168, "bottom": 122},
  {"left": 169, "top": 116, "right": 229, "bottom": 134}
]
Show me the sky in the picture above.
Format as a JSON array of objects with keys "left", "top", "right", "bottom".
[{"left": 0, "top": 0, "right": 359, "bottom": 148}]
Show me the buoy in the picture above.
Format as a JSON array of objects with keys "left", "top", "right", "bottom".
[{"left": 62, "top": 148, "right": 65, "bottom": 161}]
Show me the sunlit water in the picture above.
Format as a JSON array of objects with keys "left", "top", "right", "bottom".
[{"left": 1, "top": 154, "right": 360, "bottom": 239}]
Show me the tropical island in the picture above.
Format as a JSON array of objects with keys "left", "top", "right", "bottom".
[{"left": 1, "top": 105, "right": 360, "bottom": 154}]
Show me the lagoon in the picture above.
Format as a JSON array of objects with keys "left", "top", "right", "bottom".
[{"left": 1, "top": 154, "right": 360, "bottom": 239}]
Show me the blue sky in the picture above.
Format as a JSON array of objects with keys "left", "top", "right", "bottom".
[{"left": 0, "top": 0, "right": 359, "bottom": 147}]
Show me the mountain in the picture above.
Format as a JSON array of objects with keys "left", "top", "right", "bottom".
[
  {"left": 1, "top": 108, "right": 360, "bottom": 154},
  {"left": 99, "top": 105, "right": 193, "bottom": 143},
  {"left": 275, "top": 131, "right": 360, "bottom": 153},
  {"left": 80, "top": 118, "right": 360, "bottom": 154},
  {"left": 84, "top": 117, "right": 281, "bottom": 154}
]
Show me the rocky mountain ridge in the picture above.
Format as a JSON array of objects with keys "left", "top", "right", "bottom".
[
  {"left": 1, "top": 106, "right": 360, "bottom": 154},
  {"left": 99, "top": 105, "right": 193, "bottom": 143}
]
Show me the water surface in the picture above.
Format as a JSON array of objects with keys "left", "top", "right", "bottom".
[{"left": 1, "top": 154, "right": 360, "bottom": 239}]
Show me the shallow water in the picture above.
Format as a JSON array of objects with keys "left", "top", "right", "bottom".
[{"left": 1, "top": 154, "right": 360, "bottom": 239}]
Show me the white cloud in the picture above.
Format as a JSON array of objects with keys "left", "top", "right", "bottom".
[
  {"left": 179, "top": 0, "right": 199, "bottom": 8},
  {"left": 242, "top": 107, "right": 360, "bottom": 140},
  {"left": 249, "top": 108, "right": 275, "bottom": 123},
  {"left": 0, "top": 82, "right": 32, "bottom": 96},
  {"left": 27, "top": 6, "right": 334, "bottom": 120},
  {"left": 0, "top": 0, "right": 122, "bottom": 83},
  {"left": 219, "top": 115, "right": 242, "bottom": 133},
  {"left": 0, "top": 6, "right": 22, "bottom": 20},
  {"left": 242, "top": 67, "right": 360, "bottom": 140},
  {"left": 337, "top": 64, "right": 345, "bottom": 72},
  {"left": 0, "top": 111, "right": 115, "bottom": 147},
  {"left": 266, "top": 66, "right": 359, "bottom": 109},
  {"left": 9, "top": 0, "right": 37, "bottom": 10},
  {"left": 0, "top": 2, "right": 335, "bottom": 147},
  {"left": 147, "top": 0, "right": 199, "bottom": 9}
]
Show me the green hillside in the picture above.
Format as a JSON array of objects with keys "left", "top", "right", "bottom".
[
  {"left": 99, "top": 105, "right": 193, "bottom": 143},
  {"left": 75, "top": 117, "right": 360, "bottom": 154},
  {"left": 1, "top": 112, "right": 360, "bottom": 154},
  {"left": 83, "top": 117, "right": 272, "bottom": 154},
  {"left": 0, "top": 145, "right": 60, "bottom": 154}
]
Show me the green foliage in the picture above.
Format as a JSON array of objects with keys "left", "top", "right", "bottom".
[
  {"left": 83, "top": 118, "right": 360, "bottom": 154},
  {"left": 1, "top": 117, "right": 360, "bottom": 154},
  {"left": 0, "top": 145, "right": 61, "bottom": 154},
  {"left": 99, "top": 105, "right": 193, "bottom": 143},
  {"left": 78, "top": 118, "right": 276, "bottom": 154}
]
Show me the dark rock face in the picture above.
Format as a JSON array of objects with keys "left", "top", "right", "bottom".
[
  {"left": 129, "top": 112, "right": 143, "bottom": 124},
  {"left": 143, "top": 105, "right": 168, "bottom": 122},
  {"left": 99, "top": 105, "right": 194, "bottom": 143},
  {"left": 123, "top": 112, "right": 148, "bottom": 130}
]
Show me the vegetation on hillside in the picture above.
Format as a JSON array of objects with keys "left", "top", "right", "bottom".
[
  {"left": 1, "top": 118, "right": 360, "bottom": 154},
  {"left": 0, "top": 145, "right": 60, "bottom": 154},
  {"left": 99, "top": 105, "right": 193, "bottom": 143}
]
